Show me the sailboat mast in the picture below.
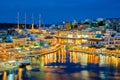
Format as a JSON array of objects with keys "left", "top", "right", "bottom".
[
  {"left": 25, "top": 13, "right": 26, "bottom": 29},
  {"left": 38, "top": 14, "right": 41, "bottom": 29},
  {"left": 32, "top": 13, "right": 34, "bottom": 30},
  {"left": 32, "top": 13, "right": 34, "bottom": 24},
  {"left": 17, "top": 12, "right": 20, "bottom": 30}
]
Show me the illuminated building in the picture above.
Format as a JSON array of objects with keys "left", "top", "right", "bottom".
[
  {"left": 78, "top": 24, "right": 86, "bottom": 30},
  {"left": 0, "top": 31, "right": 7, "bottom": 43},
  {"left": 65, "top": 22, "right": 71, "bottom": 30},
  {"left": 13, "top": 38, "right": 29, "bottom": 47},
  {"left": 88, "top": 38, "right": 104, "bottom": 47},
  {"left": 115, "top": 33, "right": 120, "bottom": 48},
  {"left": 5, "top": 35, "right": 13, "bottom": 42}
]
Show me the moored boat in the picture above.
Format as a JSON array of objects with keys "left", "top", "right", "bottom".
[{"left": 0, "top": 60, "right": 20, "bottom": 71}]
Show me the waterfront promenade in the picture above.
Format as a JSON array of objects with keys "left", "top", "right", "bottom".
[
  {"left": 69, "top": 46, "right": 120, "bottom": 57},
  {"left": 23, "top": 44, "right": 63, "bottom": 57}
]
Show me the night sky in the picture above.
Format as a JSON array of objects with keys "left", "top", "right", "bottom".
[{"left": 0, "top": 0, "right": 120, "bottom": 24}]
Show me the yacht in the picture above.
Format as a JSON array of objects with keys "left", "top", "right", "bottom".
[
  {"left": 0, "top": 60, "right": 20, "bottom": 71},
  {"left": 19, "top": 57, "right": 31, "bottom": 65}
]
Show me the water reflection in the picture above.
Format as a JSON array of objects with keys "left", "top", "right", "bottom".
[{"left": 1, "top": 47, "right": 120, "bottom": 80}]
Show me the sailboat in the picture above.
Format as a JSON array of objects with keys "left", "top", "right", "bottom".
[
  {"left": 30, "top": 13, "right": 41, "bottom": 33},
  {"left": 17, "top": 12, "right": 22, "bottom": 33}
]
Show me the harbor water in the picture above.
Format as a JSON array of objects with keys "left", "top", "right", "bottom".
[{"left": 1, "top": 47, "right": 120, "bottom": 80}]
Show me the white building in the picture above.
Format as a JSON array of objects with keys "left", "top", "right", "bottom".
[
  {"left": 104, "top": 30, "right": 120, "bottom": 48},
  {"left": 115, "top": 33, "right": 120, "bottom": 48}
]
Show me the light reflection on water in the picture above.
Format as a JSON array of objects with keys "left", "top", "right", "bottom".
[{"left": 1, "top": 47, "right": 120, "bottom": 80}]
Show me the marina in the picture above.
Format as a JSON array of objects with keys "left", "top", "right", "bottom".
[
  {"left": 0, "top": 47, "right": 120, "bottom": 80},
  {"left": 0, "top": 5, "right": 120, "bottom": 79}
]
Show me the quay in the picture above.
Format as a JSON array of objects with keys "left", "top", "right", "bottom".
[
  {"left": 24, "top": 45, "right": 63, "bottom": 57},
  {"left": 69, "top": 47, "right": 120, "bottom": 58}
]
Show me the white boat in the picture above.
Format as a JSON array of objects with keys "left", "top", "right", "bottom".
[
  {"left": 0, "top": 60, "right": 20, "bottom": 71},
  {"left": 19, "top": 57, "right": 31, "bottom": 65}
]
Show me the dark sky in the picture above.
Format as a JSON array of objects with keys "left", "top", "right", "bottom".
[{"left": 0, "top": 0, "right": 120, "bottom": 24}]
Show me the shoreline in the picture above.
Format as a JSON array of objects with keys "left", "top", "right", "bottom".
[{"left": 69, "top": 49, "right": 120, "bottom": 58}]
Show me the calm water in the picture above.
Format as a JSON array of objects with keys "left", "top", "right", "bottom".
[{"left": 1, "top": 47, "right": 120, "bottom": 80}]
